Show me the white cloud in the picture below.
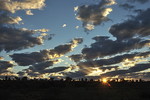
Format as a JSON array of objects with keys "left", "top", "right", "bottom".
[
  {"left": 0, "top": 0, "right": 46, "bottom": 13},
  {"left": 26, "top": 10, "right": 34, "bottom": 15}
]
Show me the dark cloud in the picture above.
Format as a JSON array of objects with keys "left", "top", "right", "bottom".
[
  {"left": 17, "top": 61, "right": 68, "bottom": 77},
  {"left": 82, "top": 36, "right": 150, "bottom": 60},
  {"left": 64, "top": 65, "right": 98, "bottom": 78},
  {"left": 119, "top": 3, "right": 135, "bottom": 11},
  {"left": 28, "top": 60, "right": 58, "bottom": 72},
  {"left": 100, "top": 66, "right": 118, "bottom": 71},
  {"left": 10, "top": 38, "right": 83, "bottom": 66},
  {"left": 143, "top": 72, "right": 150, "bottom": 79},
  {"left": 69, "top": 54, "right": 83, "bottom": 62},
  {"left": 117, "top": 72, "right": 150, "bottom": 80},
  {"left": 65, "top": 71, "right": 87, "bottom": 78},
  {"left": 23, "top": 66, "right": 68, "bottom": 77},
  {"left": 0, "top": 26, "right": 46, "bottom": 52},
  {"left": 0, "top": 11, "right": 22, "bottom": 24},
  {"left": 17, "top": 71, "right": 26, "bottom": 77},
  {"left": 0, "top": 0, "right": 46, "bottom": 13},
  {"left": 0, "top": 61, "right": 14, "bottom": 74},
  {"left": 43, "top": 67, "right": 68, "bottom": 74},
  {"left": 0, "top": 0, "right": 48, "bottom": 52},
  {"left": 126, "top": 0, "right": 149, "bottom": 4},
  {"left": 75, "top": 0, "right": 116, "bottom": 31},
  {"left": 129, "top": 63, "right": 150, "bottom": 72},
  {"left": 101, "top": 63, "right": 150, "bottom": 77},
  {"left": 109, "top": 8, "right": 150, "bottom": 40},
  {"left": 78, "top": 51, "right": 150, "bottom": 67}
]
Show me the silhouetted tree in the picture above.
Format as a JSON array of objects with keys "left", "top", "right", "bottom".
[
  {"left": 65, "top": 77, "right": 72, "bottom": 82},
  {"left": 81, "top": 78, "right": 84, "bottom": 81},
  {"left": 14, "top": 76, "right": 20, "bottom": 80},
  {"left": 22, "top": 77, "right": 28, "bottom": 80},
  {"left": 90, "top": 79, "right": 94, "bottom": 82},
  {"left": 139, "top": 79, "right": 143, "bottom": 82},
  {"left": 50, "top": 77, "right": 54, "bottom": 81}
]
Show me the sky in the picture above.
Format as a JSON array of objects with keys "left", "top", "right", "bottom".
[{"left": 0, "top": 0, "right": 150, "bottom": 80}]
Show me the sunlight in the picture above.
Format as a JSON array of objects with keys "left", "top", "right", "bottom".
[
  {"left": 102, "top": 78, "right": 111, "bottom": 87},
  {"left": 102, "top": 78, "right": 107, "bottom": 83}
]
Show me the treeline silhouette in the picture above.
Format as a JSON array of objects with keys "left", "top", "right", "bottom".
[
  {"left": 0, "top": 76, "right": 150, "bottom": 100},
  {"left": 0, "top": 76, "right": 150, "bottom": 88}
]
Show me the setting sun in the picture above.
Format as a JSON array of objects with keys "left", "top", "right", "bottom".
[{"left": 102, "top": 78, "right": 107, "bottom": 83}]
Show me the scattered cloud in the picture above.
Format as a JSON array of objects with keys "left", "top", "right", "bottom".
[
  {"left": 101, "top": 63, "right": 150, "bottom": 77},
  {"left": 0, "top": 27, "right": 46, "bottom": 52},
  {"left": 75, "top": 0, "right": 116, "bottom": 31},
  {"left": 75, "top": 26, "right": 80, "bottom": 29},
  {"left": 0, "top": 0, "right": 46, "bottom": 13},
  {"left": 0, "top": 12, "right": 22, "bottom": 24},
  {"left": 10, "top": 38, "right": 83, "bottom": 66},
  {"left": 0, "top": 0, "right": 49, "bottom": 52},
  {"left": 126, "top": 0, "right": 150, "bottom": 4},
  {"left": 77, "top": 51, "right": 150, "bottom": 67},
  {"left": 82, "top": 36, "right": 149, "bottom": 60},
  {"left": 65, "top": 71, "right": 87, "bottom": 78},
  {"left": 62, "top": 24, "right": 67, "bottom": 28},
  {"left": 74, "top": 6, "right": 79, "bottom": 12},
  {"left": 0, "top": 0, "right": 150, "bottom": 80},
  {"left": 0, "top": 61, "right": 14, "bottom": 74},
  {"left": 26, "top": 10, "right": 34, "bottom": 15},
  {"left": 119, "top": 3, "right": 135, "bottom": 11},
  {"left": 109, "top": 8, "right": 150, "bottom": 40},
  {"left": 28, "top": 60, "right": 59, "bottom": 72},
  {"left": 42, "top": 67, "right": 69, "bottom": 74},
  {"left": 69, "top": 54, "right": 83, "bottom": 63}
]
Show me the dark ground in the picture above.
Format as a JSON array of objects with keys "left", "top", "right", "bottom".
[{"left": 0, "top": 80, "right": 150, "bottom": 100}]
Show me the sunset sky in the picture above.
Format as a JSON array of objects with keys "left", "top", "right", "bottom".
[{"left": 0, "top": 0, "right": 150, "bottom": 80}]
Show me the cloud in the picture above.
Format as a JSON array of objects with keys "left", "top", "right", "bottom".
[
  {"left": 74, "top": 6, "right": 79, "bottom": 12},
  {"left": 0, "top": 57, "right": 4, "bottom": 60},
  {"left": 82, "top": 36, "right": 150, "bottom": 60},
  {"left": 21, "top": 65, "right": 69, "bottom": 78},
  {"left": 26, "top": 10, "right": 34, "bottom": 15},
  {"left": 75, "top": 26, "right": 80, "bottom": 29},
  {"left": 64, "top": 65, "right": 99, "bottom": 78},
  {"left": 65, "top": 71, "right": 87, "bottom": 78},
  {"left": 0, "top": 12, "right": 22, "bottom": 24},
  {"left": 143, "top": 72, "right": 150, "bottom": 79},
  {"left": 77, "top": 51, "right": 150, "bottom": 67},
  {"left": 0, "top": 26, "right": 46, "bottom": 52},
  {"left": 10, "top": 38, "right": 83, "bottom": 66},
  {"left": 42, "top": 67, "right": 69, "bottom": 74},
  {"left": 62, "top": 24, "right": 67, "bottom": 28},
  {"left": 0, "top": 0, "right": 46, "bottom": 13},
  {"left": 0, "top": 72, "right": 18, "bottom": 79},
  {"left": 75, "top": 0, "right": 116, "bottom": 31},
  {"left": 0, "top": 61, "right": 14, "bottom": 74},
  {"left": 69, "top": 54, "right": 83, "bottom": 63},
  {"left": 100, "top": 66, "right": 118, "bottom": 72},
  {"left": 28, "top": 60, "right": 59, "bottom": 72},
  {"left": 20, "top": 60, "right": 64, "bottom": 77},
  {"left": 0, "top": 0, "right": 49, "bottom": 52},
  {"left": 64, "top": 66, "right": 102, "bottom": 78},
  {"left": 126, "top": 0, "right": 149, "bottom": 4},
  {"left": 17, "top": 71, "right": 27, "bottom": 77},
  {"left": 84, "top": 24, "right": 95, "bottom": 31},
  {"left": 109, "top": 8, "right": 150, "bottom": 40},
  {"left": 119, "top": 3, "right": 135, "bottom": 11},
  {"left": 101, "top": 63, "right": 150, "bottom": 77}
]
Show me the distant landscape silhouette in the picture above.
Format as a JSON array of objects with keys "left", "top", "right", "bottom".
[{"left": 0, "top": 76, "right": 150, "bottom": 100}]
